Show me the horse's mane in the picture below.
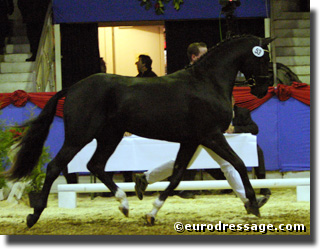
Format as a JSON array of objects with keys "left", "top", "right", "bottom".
[{"left": 186, "top": 34, "right": 260, "bottom": 70}]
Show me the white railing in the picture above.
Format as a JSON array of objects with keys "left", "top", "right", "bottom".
[
  {"left": 33, "top": 1, "right": 57, "bottom": 92},
  {"left": 270, "top": 0, "right": 277, "bottom": 85},
  {"left": 57, "top": 178, "right": 310, "bottom": 208}
]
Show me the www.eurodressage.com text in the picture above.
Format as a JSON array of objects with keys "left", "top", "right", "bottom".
[{"left": 173, "top": 221, "right": 306, "bottom": 234}]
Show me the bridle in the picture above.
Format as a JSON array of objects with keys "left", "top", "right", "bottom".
[
  {"left": 235, "top": 75, "right": 271, "bottom": 87},
  {"left": 236, "top": 46, "right": 271, "bottom": 87}
]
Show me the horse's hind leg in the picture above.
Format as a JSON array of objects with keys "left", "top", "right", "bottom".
[
  {"left": 146, "top": 143, "right": 198, "bottom": 225},
  {"left": 26, "top": 144, "right": 85, "bottom": 228},
  {"left": 86, "top": 136, "right": 129, "bottom": 217}
]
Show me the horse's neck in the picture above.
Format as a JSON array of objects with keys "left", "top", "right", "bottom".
[
  {"left": 193, "top": 48, "right": 241, "bottom": 94},
  {"left": 213, "top": 42, "right": 246, "bottom": 74}
]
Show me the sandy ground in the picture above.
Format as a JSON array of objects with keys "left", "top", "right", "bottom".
[{"left": 0, "top": 188, "right": 310, "bottom": 235}]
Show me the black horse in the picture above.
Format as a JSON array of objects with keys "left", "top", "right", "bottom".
[{"left": 3, "top": 35, "right": 273, "bottom": 228}]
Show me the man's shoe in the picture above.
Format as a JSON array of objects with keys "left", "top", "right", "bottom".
[
  {"left": 245, "top": 195, "right": 270, "bottom": 210},
  {"left": 177, "top": 191, "right": 195, "bottom": 199},
  {"left": 134, "top": 174, "right": 148, "bottom": 200},
  {"left": 257, "top": 195, "right": 270, "bottom": 208},
  {"left": 26, "top": 55, "right": 36, "bottom": 61},
  {"left": 260, "top": 188, "right": 272, "bottom": 196},
  {"left": 218, "top": 189, "right": 233, "bottom": 194}
]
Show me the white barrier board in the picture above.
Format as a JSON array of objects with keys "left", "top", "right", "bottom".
[{"left": 67, "top": 134, "right": 258, "bottom": 173}]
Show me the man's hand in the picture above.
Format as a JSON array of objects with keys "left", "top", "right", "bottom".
[{"left": 225, "top": 124, "right": 235, "bottom": 134}]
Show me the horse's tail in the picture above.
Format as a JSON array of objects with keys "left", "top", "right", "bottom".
[{"left": 2, "top": 89, "right": 68, "bottom": 181}]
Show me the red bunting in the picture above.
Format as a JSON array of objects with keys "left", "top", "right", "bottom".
[
  {"left": 0, "top": 83, "right": 310, "bottom": 117},
  {"left": 233, "top": 83, "right": 310, "bottom": 111},
  {"left": 0, "top": 91, "right": 65, "bottom": 117}
]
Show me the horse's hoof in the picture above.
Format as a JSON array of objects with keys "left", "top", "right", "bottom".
[
  {"left": 119, "top": 206, "right": 129, "bottom": 217},
  {"left": 244, "top": 201, "right": 261, "bottom": 217},
  {"left": 26, "top": 214, "right": 39, "bottom": 228},
  {"left": 145, "top": 214, "right": 155, "bottom": 226}
]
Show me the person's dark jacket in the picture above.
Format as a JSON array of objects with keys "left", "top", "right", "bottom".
[
  {"left": 136, "top": 69, "right": 157, "bottom": 78},
  {"left": 18, "top": 0, "right": 49, "bottom": 23},
  {"left": 233, "top": 105, "right": 258, "bottom": 135},
  {"left": 0, "top": 0, "right": 14, "bottom": 22}
]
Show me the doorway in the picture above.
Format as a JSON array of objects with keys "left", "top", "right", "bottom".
[{"left": 98, "top": 24, "right": 165, "bottom": 77}]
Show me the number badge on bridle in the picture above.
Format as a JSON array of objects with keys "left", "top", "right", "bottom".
[{"left": 252, "top": 46, "right": 264, "bottom": 57}]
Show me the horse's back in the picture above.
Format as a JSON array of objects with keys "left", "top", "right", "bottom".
[{"left": 62, "top": 72, "right": 230, "bottom": 143}]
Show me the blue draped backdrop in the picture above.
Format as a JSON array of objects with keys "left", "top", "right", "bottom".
[
  {"left": 0, "top": 97, "right": 310, "bottom": 172},
  {"left": 52, "top": 0, "right": 269, "bottom": 24}
]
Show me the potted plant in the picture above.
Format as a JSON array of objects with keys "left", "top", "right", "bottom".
[
  {"left": 0, "top": 118, "right": 12, "bottom": 200},
  {"left": 24, "top": 146, "right": 51, "bottom": 207},
  {"left": 0, "top": 170, "right": 6, "bottom": 201},
  {"left": 0, "top": 114, "right": 52, "bottom": 206},
  {"left": 0, "top": 156, "right": 8, "bottom": 200}
]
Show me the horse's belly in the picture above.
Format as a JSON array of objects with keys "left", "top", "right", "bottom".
[{"left": 126, "top": 115, "right": 197, "bottom": 143}]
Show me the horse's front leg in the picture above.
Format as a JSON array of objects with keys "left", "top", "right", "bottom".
[
  {"left": 201, "top": 133, "right": 260, "bottom": 217},
  {"left": 145, "top": 143, "right": 198, "bottom": 225}
]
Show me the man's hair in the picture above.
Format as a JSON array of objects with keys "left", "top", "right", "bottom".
[
  {"left": 187, "top": 42, "right": 207, "bottom": 62},
  {"left": 139, "top": 55, "right": 153, "bottom": 70}
]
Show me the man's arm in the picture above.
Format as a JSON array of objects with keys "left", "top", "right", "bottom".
[{"left": 233, "top": 106, "right": 259, "bottom": 135}]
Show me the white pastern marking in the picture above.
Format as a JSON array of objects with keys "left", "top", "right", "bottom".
[
  {"left": 115, "top": 188, "right": 129, "bottom": 209},
  {"left": 149, "top": 197, "right": 165, "bottom": 217}
]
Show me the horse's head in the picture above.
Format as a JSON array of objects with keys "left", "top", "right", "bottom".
[{"left": 240, "top": 37, "right": 275, "bottom": 98}]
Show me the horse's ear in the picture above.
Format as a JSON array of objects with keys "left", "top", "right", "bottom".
[{"left": 261, "top": 37, "right": 276, "bottom": 47}]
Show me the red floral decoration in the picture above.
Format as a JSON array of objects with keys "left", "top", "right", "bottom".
[{"left": 10, "top": 90, "right": 29, "bottom": 107}]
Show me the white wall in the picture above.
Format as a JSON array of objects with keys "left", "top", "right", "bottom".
[{"left": 99, "top": 25, "right": 165, "bottom": 76}]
